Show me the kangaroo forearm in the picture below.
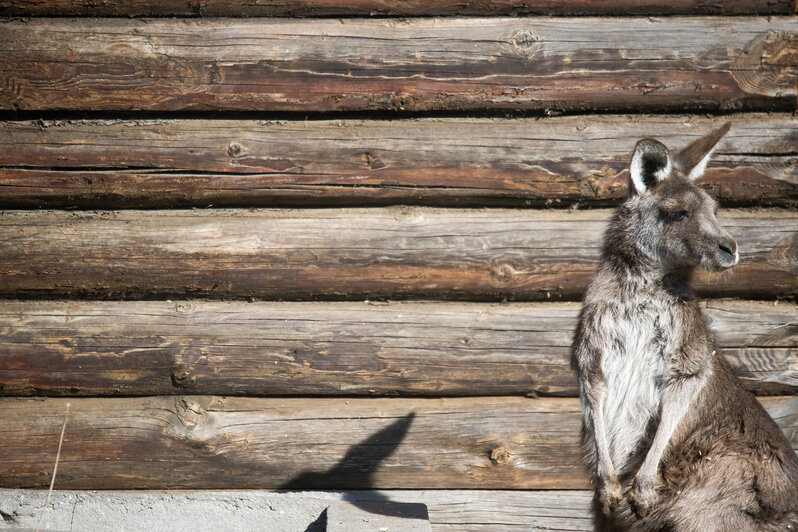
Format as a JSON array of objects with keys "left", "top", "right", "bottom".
[
  {"left": 593, "top": 407, "right": 616, "bottom": 480},
  {"left": 581, "top": 380, "right": 617, "bottom": 482},
  {"left": 637, "top": 374, "right": 707, "bottom": 482}
]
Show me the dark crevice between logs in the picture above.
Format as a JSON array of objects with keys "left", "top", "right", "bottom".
[{"left": 1, "top": 103, "right": 796, "bottom": 124}]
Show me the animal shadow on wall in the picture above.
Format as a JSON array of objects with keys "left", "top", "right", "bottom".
[
  {"left": 280, "top": 413, "right": 424, "bottom": 530},
  {"left": 572, "top": 123, "right": 798, "bottom": 531}
]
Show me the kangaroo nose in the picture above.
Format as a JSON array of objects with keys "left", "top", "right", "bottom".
[
  {"left": 718, "top": 240, "right": 738, "bottom": 263},
  {"left": 718, "top": 243, "right": 733, "bottom": 256}
]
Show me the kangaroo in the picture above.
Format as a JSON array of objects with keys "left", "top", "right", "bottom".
[{"left": 571, "top": 123, "right": 798, "bottom": 531}]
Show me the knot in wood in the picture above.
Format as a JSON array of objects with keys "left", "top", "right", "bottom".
[
  {"left": 174, "top": 398, "right": 206, "bottom": 427},
  {"left": 173, "top": 302, "right": 196, "bottom": 314},
  {"left": 512, "top": 31, "right": 540, "bottom": 48},
  {"left": 361, "top": 152, "right": 386, "bottom": 170},
  {"left": 171, "top": 367, "right": 196, "bottom": 389},
  {"left": 228, "top": 142, "right": 243, "bottom": 157},
  {"left": 510, "top": 31, "right": 542, "bottom": 57},
  {"left": 163, "top": 398, "right": 222, "bottom": 455},
  {"left": 490, "top": 446, "right": 512, "bottom": 465},
  {"left": 489, "top": 262, "right": 516, "bottom": 285}
]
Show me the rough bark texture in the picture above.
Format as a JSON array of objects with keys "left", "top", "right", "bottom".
[
  {"left": 1, "top": 18, "right": 796, "bottom": 113},
  {"left": 0, "top": 300, "right": 794, "bottom": 397},
  {"left": 1, "top": 0, "right": 795, "bottom": 16},
  {"left": 0, "top": 208, "right": 794, "bottom": 301},
  {"left": 1, "top": 114, "right": 795, "bottom": 209},
  {"left": 0, "top": 396, "right": 794, "bottom": 490}
]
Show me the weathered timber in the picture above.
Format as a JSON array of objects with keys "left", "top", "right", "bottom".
[
  {"left": 0, "top": 300, "right": 794, "bottom": 397},
  {"left": 1, "top": 0, "right": 794, "bottom": 16},
  {"left": 1, "top": 115, "right": 794, "bottom": 209},
  {"left": 0, "top": 208, "right": 794, "bottom": 301},
  {"left": 1, "top": 18, "right": 796, "bottom": 113},
  {"left": 0, "top": 489, "right": 594, "bottom": 532},
  {"left": 389, "top": 490, "right": 592, "bottom": 531},
  {"left": 0, "top": 396, "right": 795, "bottom": 490}
]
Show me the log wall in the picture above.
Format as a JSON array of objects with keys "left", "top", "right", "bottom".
[
  {"left": 0, "top": 208, "right": 794, "bottom": 300},
  {"left": 1, "top": 18, "right": 796, "bottom": 113},
  {"left": 0, "top": 2, "right": 796, "bottom": 529},
  {"left": 1, "top": 300, "right": 794, "bottom": 397},
  {"left": 1, "top": 115, "right": 794, "bottom": 209},
  {"left": 2, "top": 395, "right": 796, "bottom": 490}
]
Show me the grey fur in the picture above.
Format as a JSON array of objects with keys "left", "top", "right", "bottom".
[{"left": 571, "top": 123, "right": 798, "bottom": 531}]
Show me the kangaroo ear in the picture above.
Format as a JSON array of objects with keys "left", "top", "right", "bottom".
[
  {"left": 676, "top": 122, "right": 731, "bottom": 181},
  {"left": 630, "top": 139, "right": 671, "bottom": 195}
]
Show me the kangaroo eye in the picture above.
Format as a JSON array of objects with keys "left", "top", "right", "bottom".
[{"left": 665, "top": 210, "right": 688, "bottom": 222}]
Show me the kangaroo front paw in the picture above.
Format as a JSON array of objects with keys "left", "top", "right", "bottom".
[
  {"left": 627, "top": 477, "right": 656, "bottom": 518},
  {"left": 597, "top": 477, "right": 623, "bottom": 516}
]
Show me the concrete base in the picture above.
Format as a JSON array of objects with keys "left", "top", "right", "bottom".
[{"left": 0, "top": 490, "right": 430, "bottom": 532}]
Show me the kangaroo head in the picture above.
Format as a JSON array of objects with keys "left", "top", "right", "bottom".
[{"left": 620, "top": 122, "right": 738, "bottom": 273}]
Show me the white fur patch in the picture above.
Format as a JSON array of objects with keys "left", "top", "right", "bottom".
[
  {"left": 630, "top": 149, "right": 671, "bottom": 195},
  {"left": 686, "top": 150, "right": 712, "bottom": 181},
  {"left": 630, "top": 150, "right": 647, "bottom": 194},
  {"left": 655, "top": 159, "right": 672, "bottom": 181},
  {"left": 600, "top": 303, "right": 670, "bottom": 474}
]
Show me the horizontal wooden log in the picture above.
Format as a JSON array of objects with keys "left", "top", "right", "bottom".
[
  {"left": 1, "top": 114, "right": 794, "bottom": 209},
  {"left": 366, "top": 490, "right": 593, "bottom": 531},
  {"left": 0, "top": 208, "right": 794, "bottom": 301},
  {"left": 0, "top": 488, "right": 595, "bottom": 532},
  {"left": 1, "top": 0, "right": 794, "bottom": 17},
  {"left": 0, "top": 396, "right": 795, "bottom": 490},
  {"left": 1, "top": 18, "right": 796, "bottom": 113},
  {"left": 0, "top": 300, "right": 795, "bottom": 397}
]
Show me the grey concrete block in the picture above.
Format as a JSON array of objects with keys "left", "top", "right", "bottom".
[
  {"left": 0, "top": 490, "right": 433, "bottom": 532},
  {"left": 0, "top": 490, "right": 330, "bottom": 532}
]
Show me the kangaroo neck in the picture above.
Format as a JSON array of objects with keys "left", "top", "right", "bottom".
[{"left": 604, "top": 244, "right": 695, "bottom": 300}]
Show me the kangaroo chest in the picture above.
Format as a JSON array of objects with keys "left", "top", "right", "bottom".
[{"left": 600, "top": 302, "right": 673, "bottom": 474}]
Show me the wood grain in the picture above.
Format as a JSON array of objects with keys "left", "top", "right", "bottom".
[
  {"left": 1, "top": 0, "right": 794, "bottom": 17},
  {"left": 1, "top": 18, "right": 795, "bottom": 113},
  {"left": 0, "top": 395, "right": 794, "bottom": 490},
  {"left": 0, "top": 300, "right": 794, "bottom": 397},
  {"left": 399, "top": 490, "right": 593, "bottom": 531},
  {"left": 1, "top": 114, "right": 794, "bottom": 209},
  {"left": 0, "top": 208, "right": 794, "bottom": 301}
]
